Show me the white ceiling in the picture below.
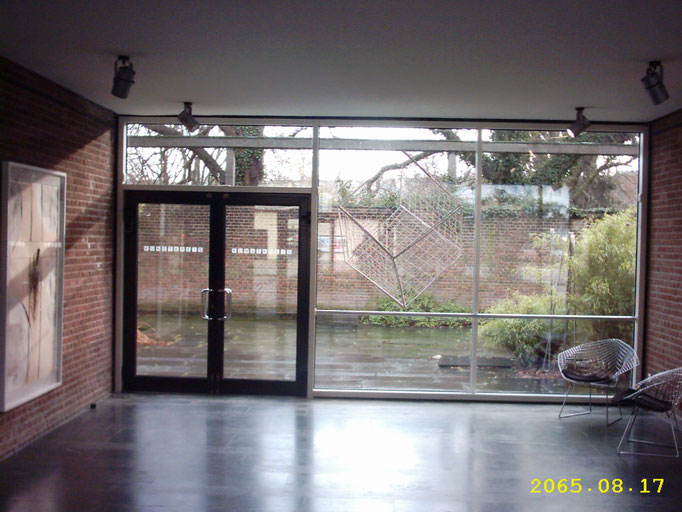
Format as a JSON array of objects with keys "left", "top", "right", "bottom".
[{"left": 1, "top": 0, "right": 681, "bottom": 123}]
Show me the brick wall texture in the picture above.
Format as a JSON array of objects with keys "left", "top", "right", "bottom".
[
  {"left": 0, "top": 57, "right": 116, "bottom": 460},
  {"left": 645, "top": 108, "right": 682, "bottom": 375},
  {"left": 137, "top": 204, "right": 299, "bottom": 315},
  {"left": 137, "top": 204, "right": 589, "bottom": 314}
]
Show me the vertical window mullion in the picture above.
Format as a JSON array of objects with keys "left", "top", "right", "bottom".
[
  {"left": 471, "top": 129, "right": 483, "bottom": 393},
  {"left": 308, "top": 123, "right": 320, "bottom": 397}
]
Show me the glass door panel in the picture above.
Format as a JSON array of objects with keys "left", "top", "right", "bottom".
[
  {"left": 124, "top": 191, "right": 309, "bottom": 395},
  {"left": 135, "top": 203, "right": 210, "bottom": 378},
  {"left": 223, "top": 205, "right": 299, "bottom": 381}
]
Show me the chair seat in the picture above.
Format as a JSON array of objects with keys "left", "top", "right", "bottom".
[
  {"left": 635, "top": 393, "right": 672, "bottom": 413},
  {"left": 562, "top": 368, "right": 613, "bottom": 384},
  {"left": 611, "top": 388, "right": 636, "bottom": 405}
]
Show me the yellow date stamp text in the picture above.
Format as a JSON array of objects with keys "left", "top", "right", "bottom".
[{"left": 530, "top": 478, "right": 664, "bottom": 494}]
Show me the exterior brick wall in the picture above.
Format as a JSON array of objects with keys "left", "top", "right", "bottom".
[
  {"left": 318, "top": 211, "right": 585, "bottom": 310},
  {"left": 644, "top": 108, "right": 682, "bottom": 375},
  {"left": 137, "top": 204, "right": 299, "bottom": 315},
  {"left": 137, "top": 203, "right": 586, "bottom": 313},
  {"left": 0, "top": 57, "right": 116, "bottom": 460}
]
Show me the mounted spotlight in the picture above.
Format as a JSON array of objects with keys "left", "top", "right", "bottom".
[
  {"left": 111, "top": 56, "right": 135, "bottom": 99},
  {"left": 178, "top": 102, "right": 200, "bottom": 132},
  {"left": 567, "top": 107, "right": 591, "bottom": 138},
  {"left": 641, "top": 61, "right": 669, "bottom": 105}
]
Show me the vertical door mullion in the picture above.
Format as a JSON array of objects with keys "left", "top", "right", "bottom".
[
  {"left": 122, "top": 198, "right": 139, "bottom": 384},
  {"left": 296, "top": 199, "right": 311, "bottom": 395},
  {"left": 208, "top": 198, "right": 226, "bottom": 391}
]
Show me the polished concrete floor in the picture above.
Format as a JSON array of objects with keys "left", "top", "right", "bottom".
[{"left": 0, "top": 394, "right": 680, "bottom": 512}]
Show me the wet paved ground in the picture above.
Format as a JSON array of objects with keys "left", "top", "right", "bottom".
[
  {"left": 137, "top": 313, "right": 572, "bottom": 394},
  {"left": 1, "top": 394, "right": 679, "bottom": 512}
]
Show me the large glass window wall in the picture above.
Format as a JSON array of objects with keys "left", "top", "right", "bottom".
[
  {"left": 315, "top": 125, "right": 641, "bottom": 396},
  {"left": 121, "top": 119, "right": 644, "bottom": 398}
]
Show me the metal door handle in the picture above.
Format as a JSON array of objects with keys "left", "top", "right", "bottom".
[
  {"left": 201, "top": 288, "right": 212, "bottom": 320},
  {"left": 222, "top": 288, "right": 232, "bottom": 320}
]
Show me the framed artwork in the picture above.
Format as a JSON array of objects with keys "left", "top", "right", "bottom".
[{"left": 0, "top": 162, "right": 66, "bottom": 412}]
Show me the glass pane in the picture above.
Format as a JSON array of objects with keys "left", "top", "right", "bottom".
[
  {"left": 479, "top": 143, "right": 638, "bottom": 315},
  {"left": 475, "top": 130, "right": 639, "bottom": 395},
  {"left": 224, "top": 206, "right": 299, "bottom": 381},
  {"left": 476, "top": 318, "right": 635, "bottom": 394},
  {"left": 125, "top": 124, "right": 312, "bottom": 187},
  {"left": 318, "top": 149, "right": 475, "bottom": 312},
  {"left": 136, "top": 203, "right": 209, "bottom": 377},
  {"left": 315, "top": 313, "right": 472, "bottom": 391},
  {"left": 316, "top": 128, "right": 477, "bottom": 393},
  {"left": 482, "top": 129, "right": 639, "bottom": 146},
  {"left": 320, "top": 126, "right": 479, "bottom": 141}
]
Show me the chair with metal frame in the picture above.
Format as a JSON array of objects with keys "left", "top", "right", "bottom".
[
  {"left": 617, "top": 367, "right": 682, "bottom": 458},
  {"left": 557, "top": 338, "right": 638, "bottom": 426}
]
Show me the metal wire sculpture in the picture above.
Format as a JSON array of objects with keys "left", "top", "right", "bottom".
[
  {"left": 337, "top": 155, "right": 464, "bottom": 308},
  {"left": 557, "top": 338, "right": 639, "bottom": 426}
]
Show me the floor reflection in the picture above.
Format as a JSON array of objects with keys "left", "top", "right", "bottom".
[{"left": 2, "top": 395, "right": 679, "bottom": 512}]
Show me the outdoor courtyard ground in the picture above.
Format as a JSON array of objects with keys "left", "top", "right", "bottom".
[{"left": 137, "top": 313, "right": 584, "bottom": 395}]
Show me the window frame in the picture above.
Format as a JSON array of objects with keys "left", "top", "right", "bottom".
[{"left": 115, "top": 116, "right": 648, "bottom": 401}]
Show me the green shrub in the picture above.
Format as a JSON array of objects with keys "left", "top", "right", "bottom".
[
  {"left": 568, "top": 206, "right": 636, "bottom": 339},
  {"left": 479, "top": 293, "right": 567, "bottom": 367},
  {"left": 362, "top": 295, "right": 470, "bottom": 328},
  {"left": 479, "top": 207, "right": 636, "bottom": 362}
]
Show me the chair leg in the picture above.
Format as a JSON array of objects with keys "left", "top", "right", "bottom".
[
  {"left": 671, "top": 412, "right": 680, "bottom": 458},
  {"left": 617, "top": 407, "right": 681, "bottom": 458},
  {"left": 606, "top": 385, "right": 623, "bottom": 427},
  {"left": 617, "top": 405, "right": 639, "bottom": 455},
  {"left": 559, "top": 383, "right": 592, "bottom": 419}
]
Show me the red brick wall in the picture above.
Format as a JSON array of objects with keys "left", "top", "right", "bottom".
[
  {"left": 137, "top": 204, "right": 299, "bottom": 314},
  {"left": 136, "top": 202, "right": 590, "bottom": 313},
  {"left": 0, "top": 57, "right": 116, "bottom": 460},
  {"left": 317, "top": 210, "right": 585, "bottom": 310},
  {"left": 644, "top": 108, "right": 682, "bottom": 375}
]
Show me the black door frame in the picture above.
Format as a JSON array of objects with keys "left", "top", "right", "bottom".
[{"left": 122, "top": 189, "right": 311, "bottom": 397}]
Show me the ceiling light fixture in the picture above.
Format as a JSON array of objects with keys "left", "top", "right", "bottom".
[
  {"left": 111, "top": 56, "right": 135, "bottom": 99},
  {"left": 641, "top": 60, "right": 669, "bottom": 105},
  {"left": 567, "top": 107, "right": 591, "bottom": 138},
  {"left": 178, "top": 102, "right": 200, "bottom": 132}
]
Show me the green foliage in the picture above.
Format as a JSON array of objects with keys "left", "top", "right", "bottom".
[
  {"left": 481, "top": 130, "right": 638, "bottom": 209},
  {"left": 568, "top": 206, "right": 636, "bottom": 339},
  {"left": 479, "top": 293, "right": 567, "bottom": 367},
  {"left": 481, "top": 190, "right": 566, "bottom": 219},
  {"left": 568, "top": 206, "right": 621, "bottom": 218},
  {"left": 480, "top": 207, "right": 637, "bottom": 359},
  {"left": 362, "top": 295, "right": 470, "bottom": 328},
  {"left": 234, "top": 126, "right": 265, "bottom": 185}
]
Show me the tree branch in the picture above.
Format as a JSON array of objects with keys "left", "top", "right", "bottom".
[
  {"left": 146, "top": 125, "right": 225, "bottom": 183},
  {"left": 360, "top": 151, "right": 435, "bottom": 194}
]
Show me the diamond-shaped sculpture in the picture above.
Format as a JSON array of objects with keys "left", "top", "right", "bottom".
[{"left": 338, "top": 167, "right": 463, "bottom": 308}]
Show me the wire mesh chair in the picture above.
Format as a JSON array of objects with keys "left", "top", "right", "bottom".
[
  {"left": 617, "top": 367, "right": 682, "bottom": 458},
  {"left": 557, "top": 338, "right": 638, "bottom": 426}
]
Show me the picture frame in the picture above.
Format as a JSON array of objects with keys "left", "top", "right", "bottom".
[{"left": 0, "top": 162, "right": 66, "bottom": 412}]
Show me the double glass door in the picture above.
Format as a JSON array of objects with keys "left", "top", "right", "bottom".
[{"left": 123, "top": 190, "right": 310, "bottom": 396}]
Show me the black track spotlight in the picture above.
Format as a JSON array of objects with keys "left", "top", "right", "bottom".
[
  {"left": 641, "top": 61, "right": 669, "bottom": 105},
  {"left": 111, "top": 56, "right": 135, "bottom": 99},
  {"left": 178, "top": 102, "right": 200, "bottom": 132},
  {"left": 567, "top": 107, "right": 591, "bottom": 138}
]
